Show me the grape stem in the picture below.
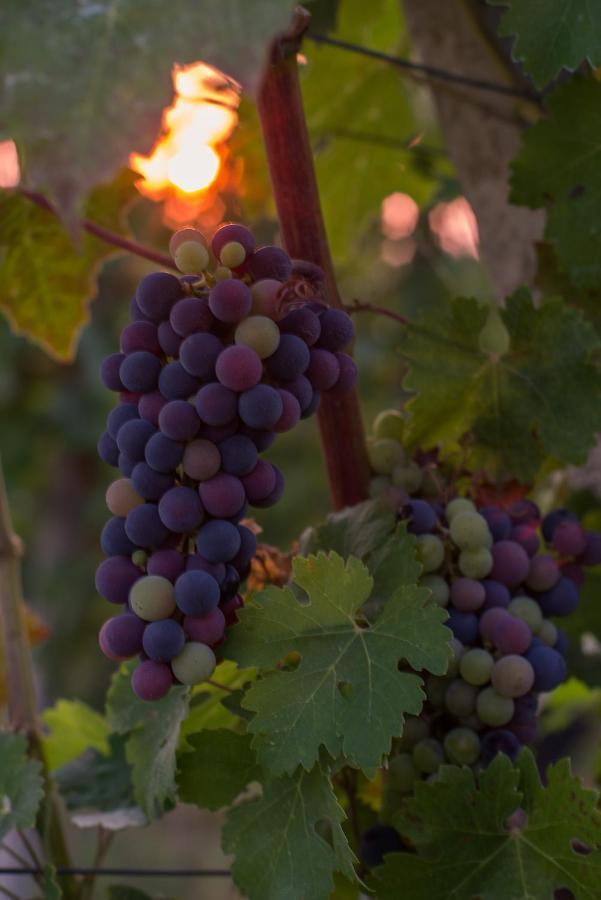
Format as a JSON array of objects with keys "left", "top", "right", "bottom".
[
  {"left": 18, "top": 188, "right": 177, "bottom": 271},
  {"left": 0, "top": 458, "right": 77, "bottom": 897},
  {"left": 257, "top": 8, "right": 371, "bottom": 509},
  {"left": 347, "top": 299, "right": 409, "bottom": 327}
]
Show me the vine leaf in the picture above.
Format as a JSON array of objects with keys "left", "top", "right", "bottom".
[
  {"left": 300, "top": 498, "right": 397, "bottom": 560},
  {"left": 0, "top": 731, "right": 44, "bottom": 841},
  {"left": 178, "top": 729, "right": 260, "bottom": 811},
  {"left": 0, "top": 171, "right": 136, "bottom": 361},
  {"left": 107, "top": 888, "right": 155, "bottom": 900},
  {"left": 401, "top": 291, "right": 601, "bottom": 480},
  {"left": 54, "top": 734, "right": 145, "bottom": 830},
  {"left": 0, "top": 1, "right": 295, "bottom": 218},
  {"left": 42, "top": 698, "right": 111, "bottom": 771},
  {"left": 106, "top": 662, "right": 189, "bottom": 820},
  {"left": 491, "top": 0, "right": 601, "bottom": 88},
  {"left": 511, "top": 77, "right": 601, "bottom": 289},
  {"left": 222, "top": 765, "right": 356, "bottom": 900},
  {"left": 372, "top": 750, "right": 601, "bottom": 900},
  {"left": 178, "top": 659, "right": 256, "bottom": 746},
  {"left": 39, "top": 865, "right": 62, "bottom": 900},
  {"left": 225, "top": 550, "right": 450, "bottom": 775}
]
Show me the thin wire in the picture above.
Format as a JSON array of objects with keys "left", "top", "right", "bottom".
[
  {"left": 327, "top": 127, "right": 448, "bottom": 159},
  {"left": 0, "top": 867, "right": 230, "bottom": 877},
  {"left": 307, "top": 32, "right": 541, "bottom": 101}
]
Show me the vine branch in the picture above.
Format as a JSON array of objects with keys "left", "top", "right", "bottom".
[
  {"left": 257, "top": 10, "right": 370, "bottom": 509},
  {"left": 19, "top": 189, "right": 176, "bottom": 271},
  {"left": 347, "top": 300, "right": 409, "bottom": 327}
]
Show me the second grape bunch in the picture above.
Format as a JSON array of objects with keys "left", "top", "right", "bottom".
[{"left": 97, "top": 223, "right": 357, "bottom": 700}]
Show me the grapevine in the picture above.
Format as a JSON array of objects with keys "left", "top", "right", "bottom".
[{"left": 96, "top": 223, "right": 357, "bottom": 699}]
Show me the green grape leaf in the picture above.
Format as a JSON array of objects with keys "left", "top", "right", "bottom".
[
  {"left": 401, "top": 291, "right": 601, "bottom": 480},
  {"left": 0, "top": 171, "right": 135, "bottom": 360},
  {"left": 300, "top": 499, "right": 397, "bottom": 560},
  {"left": 106, "top": 663, "right": 189, "bottom": 820},
  {"left": 511, "top": 77, "right": 601, "bottom": 289},
  {"left": 0, "top": 1, "right": 295, "bottom": 218},
  {"left": 223, "top": 765, "right": 356, "bottom": 900},
  {"left": 54, "top": 733, "right": 144, "bottom": 831},
  {"left": 178, "top": 729, "right": 260, "bottom": 811},
  {"left": 38, "top": 865, "right": 62, "bottom": 900},
  {"left": 179, "top": 660, "right": 256, "bottom": 746},
  {"left": 368, "top": 524, "right": 422, "bottom": 607},
  {"left": 372, "top": 750, "right": 601, "bottom": 900},
  {"left": 302, "top": 0, "right": 441, "bottom": 260},
  {"left": 0, "top": 731, "right": 44, "bottom": 841},
  {"left": 42, "top": 699, "right": 110, "bottom": 771},
  {"left": 491, "top": 0, "right": 601, "bottom": 88},
  {"left": 225, "top": 551, "right": 450, "bottom": 775}
]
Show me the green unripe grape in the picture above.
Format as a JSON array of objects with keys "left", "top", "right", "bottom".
[
  {"left": 391, "top": 461, "right": 422, "bottom": 492},
  {"left": 420, "top": 574, "right": 450, "bottom": 607},
  {"left": 450, "top": 511, "right": 491, "bottom": 550},
  {"left": 539, "top": 619, "right": 558, "bottom": 646},
  {"left": 235, "top": 315, "right": 280, "bottom": 359},
  {"left": 459, "top": 648, "right": 494, "bottom": 686},
  {"left": 478, "top": 306, "right": 510, "bottom": 357},
  {"left": 169, "top": 227, "right": 206, "bottom": 256},
  {"left": 508, "top": 596, "right": 544, "bottom": 633},
  {"left": 412, "top": 738, "right": 444, "bottom": 775},
  {"left": 491, "top": 655, "right": 535, "bottom": 698},
  {"left": 388, "top": 753, "right": 419, "bottom": 793},
  {"left": 131, "top": 549, "right": 148, "bottom": 568},
  {"left": 372, "top": 409, "right": 405, "bottom": 442},
  {"left": 220, "top": 240, "right": 246, "bottom": 268},
  {"left": 369, "top": 475, "right": 391, "bottom": 499},
  {"left": 105, "top": 478, "right": 143, "bottom": 517},
  {"left": 445, "top": 498, "right": 476, "bottom": 521},
  {"left": 445, "top": 678, "right": 478, "bottom": 717},
  {"left": 174, "top": 240, "right": 210, "bottom": 274},
  {"left": 397, "top": 715, "right": 430, "bottom": 750},
  {"left": 129, "top": 575, "right": 176, "bottom": 622},
  {"left": 443, "top": 727, "right": 481, "bottom": 766},
  {"left": 425, "top": 675, "right": 451, "bottom": 709},
  {"left": 458, "top": 547, "right": 493, "bottom": 579},
  {"left": 171, "top": 641, "right": 217, "bottom": 685},
  {"left": 214, "top": 265, "right": 232, "bottom": 282},
  {"left": 416, "top": 534, "right": 445, "bottom": 573},
  {"left": 446, "top": 638, "right": 464, "bottom": 677},
  {"left": 368, "top": 438, "right": 404, "bottom": 475},
  {"left": 476, "top": 686, "right": 514, "bottom": 727}
]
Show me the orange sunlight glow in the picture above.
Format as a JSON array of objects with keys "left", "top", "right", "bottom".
[
  {"left": 0, "top": 140, "right": 20, "bottom": 188},
  {"left": 429, "top": 196, "right": 480, "bottom": 260},
  {"left": 130, "top": 61, "right": 240, "bottom": 225}
]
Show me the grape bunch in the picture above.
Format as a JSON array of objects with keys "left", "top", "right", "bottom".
[
  {"left": 96, "top": 224, "right": 357, "bottom": 701},
  {"left": 367, "top": 409, "right": 601, "bottom": 794}
]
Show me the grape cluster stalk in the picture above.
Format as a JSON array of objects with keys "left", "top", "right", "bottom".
[
  {"left": 367, "top": 409, "right": 601, "bottom": 798},
  {"left": 96, "top": 224, "right": 357, "bottom": 700}
]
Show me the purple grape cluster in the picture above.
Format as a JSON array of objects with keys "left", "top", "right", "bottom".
[
  {"left": 367, "top": 412, "right": 601, "bottom": 783},
  {"left": 96, "top": 223, "right": 357, "bottom": 700}
]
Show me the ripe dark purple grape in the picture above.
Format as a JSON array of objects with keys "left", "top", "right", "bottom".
[
  {"left": 99, "top": 613, "right": 145, "bottom": 660},
  {"left": 330, "top": 352, "right": 357, "bottom": 395},
  {"left": 215, "top": 345, "right": 262, "bottom": 392},
  {"left": 119, "top": 351, "right": 162, "bottom": 394},
  {"left": 131, "top": 462, "right": 174, "bottom": 502},
  {"left": 306, "top": 348, "right": 340, "bottom": 391},
  {"left": 199, "top": 473, "right": 245, "bottom": 518},
  {"left": 101, "top": 517, "right": 137, "bottom": 557},
  {"left": 218, "top": 435, "right": 257, "bottom": 476},
  {"left": 107, "top": 402, "right": 139, "bottom": 439},
  {"left": 147, "top": 549, "right": 185, "bottom": 582},
  {"left": 525, "top": 645, "right": 567, "bottom": 692},
  {"left": 158, "top": 320, "right": 182, "bottom": 357},
  {"left": 212, "top": 223, "right": 256, "bottom": 260},
  {"left": 175, "top": 569, "right": 221, "bottom": 617},
  {"left": 95, "top": 556, "right": 142, "bottom": 604},
  {"left": 537, "top": 576, "right": 579, "bottom": 616},
  {"left": 136, "top": 272, "right": 182, "bottom": 321},
  {"left": 145, "top": 432, "right": 184, "bottom": 473},
  {"left": 405, "top": 499, "right": 437, "bottom": 535},
  {"left": 265, "top": 334, "right": 310, "bottom": 380},
  {"left": 142, "top": 619, "right": 186, "bottom": 662},
  {"left": 278, "top": 307, "right": 321, "bottom": 345},
  {"left": 100, "top": 353, "right": 125, "bottom": 391},
  {"left": 245, "top": 245, "right": 292, "bottom": 282},
  {"left": 179, "top": 332, "right": 223, "bottom": 380},
  {"left": 170, "top": 296, "right": 214, "bottom": 336},
  {"left": 158, "top": 362, "right": 199, "bottom": 400},
  {"left": 238, "top": 384, "right": 283, "bottom": 429},
  {"left": 316, "top": 308, "right": 354, "bottom": 351},
  {"left": 480, "top": 729, "right": 521, "bottom": 764},
  {"left": 479, "top": 506, "right": 512, "bottom": 541},
  {"left": 184, "top": 554, "right": 226, "bottom": 584},
  {"left": 120, "top": 321, "right": 161, "bottom": 355},
  {"left": 209, "top": 279, "right": 252, "bottom": 323},
  {"left": 125, "top": 503, "right": 169, "bottom": 548},
  {"left": 446, "top": 610, "right": 479, "bottom": 644},
  {"left": 158, "top": 486, "right": 204, "bottom": 533},
  {"left": 116, "top": 418, "right": 156, "bottom": 462},
  {"left": 490, "top": 540, "right": 530, "bottom": 588},
  {"left": 281, "top": 375, "right": 313, "bottom": 412},
  {"left": 158, "top": 400, "right": 200, "bottom": 442},
  {"left": 241, "top": 460, "right": 277, "bottom": 504},
  {"left": 450, "top": 578, "right": 485, "bottom": 612},
  {"left": 197, "top": 519, "right": 241, "bottom": 563},
  {"left": 184, "top": 608, "right": 226, "bottom": 646},
  {"left": 273, "top": 390, "right": 301, "bottom": 433},
  {"left": 196, "top": 382, "right": 238, "bottom": 426},
  {"left": 132, "top": 659, "right": 173, "bottom": 701},
  {"left": 98, "top": 431, "right": 119, "bottom": 467}
]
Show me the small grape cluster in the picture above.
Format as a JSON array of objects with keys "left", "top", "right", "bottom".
[
  {"left": 96, "top": 224, "right": 357, "bottom": 701},
  {"left": 367, "top": 409, "right": 601, "bottom": 793}
]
